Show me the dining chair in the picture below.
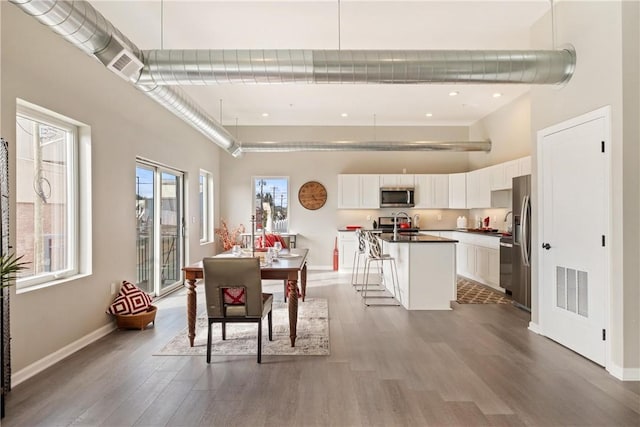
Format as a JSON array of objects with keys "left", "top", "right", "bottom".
[
  {"left": 361, "top": 231, "right": 401, "bottom": 307},
  {"left": 202, "top": 257, "right": 273, "bottom": 363}
]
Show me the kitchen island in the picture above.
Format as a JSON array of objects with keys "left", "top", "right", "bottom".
[{"left": 378, "top": 232, "right": 458, "bottom": 310}]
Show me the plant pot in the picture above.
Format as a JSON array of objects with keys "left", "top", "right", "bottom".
[{"left": 115, "top": 305, "right": 157, "bottom": 330}]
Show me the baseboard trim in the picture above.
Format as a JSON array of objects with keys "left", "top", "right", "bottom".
[
  {"left": 528, "top": 321, "right": 542, "bottom": 334},
  {"left": 608, "top": 362, "right": 640, "bottom": 381},
  {"left": 12, "top": 323, "right": 115, "bottom": 388},
  {"left": 312, "top": 265, "right": 334, "bottom": 271}
]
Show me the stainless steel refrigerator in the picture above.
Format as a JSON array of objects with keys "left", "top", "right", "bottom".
[{"left": 512, "top": 175, "right": 531, "bottom": 310}]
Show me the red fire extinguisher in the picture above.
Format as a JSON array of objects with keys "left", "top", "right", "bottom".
[{"left": 333, "top": 237, "right": 339, "bottom": 271}]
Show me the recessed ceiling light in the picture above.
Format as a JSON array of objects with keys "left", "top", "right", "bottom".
[
  {"left": 341, "top": 113, "right": 349, "bottom": 117},
  {"left": 425, "top": 113, "right": 433, "bottom": 117},
  {"left": 492, "top": 93, "right": 502, "bottom": 98},
  {"left": 261, "top": 113, "right": 269, "bottom": 117},
  {"left": 449, "top": 91, "right": 459, "bottom": 97}
]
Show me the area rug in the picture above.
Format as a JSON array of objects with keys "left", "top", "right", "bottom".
[
  {"left": 155, "top": 297, "right": 329, "bottom": 356},
  {"left": 457, "top": 278, "right": 510, "bottom": 304}
]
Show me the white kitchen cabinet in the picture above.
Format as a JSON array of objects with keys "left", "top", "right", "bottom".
[
  {"left": 491, "top": 160, "right": 519, "bottom": 191},
  {"left": 453, "top": 232, "right": 501, "bottom": 290},
  {"left": 360, "top": 174, "right": 380, "bottom": 208},
  {"left": 338, "top": 231, "right": 357, "bottom": 271},
  {"left": 518, "top": 156, "right": 531, "bottom": 176},
  {"left": 448, "top": 173, "right": 466, "bottom": 208},
  {"left": 466, "top": 167, "right": 491, "bottom": 208},
  {"left": 379, "top": 174, "right": 415, "bottom": 187},
  {"left": 414, "top": 174, "right": 449, "bottom": 208},
  {"left": 490, "top": 157, "right": 532, "bottom": 191},
  {"left": 474, "top": 246, "right": 500, "bottom": 288},
  {"left": 456, "top": 242, "right": 475, "bottom": 278},
  {"left": 337, "top": 174, "right": 380, "bottom": 209},
  {"left": 338, "top": 175, "right": 360, "bottom": 208}
]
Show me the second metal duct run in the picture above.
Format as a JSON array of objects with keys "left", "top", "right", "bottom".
[
  {"left": 138, "top": 49, "right": 576, "bottom": 85},
  {"left": 240, "top": 140, "right": 491, "bottom": 153},
  {"left": 10, "top": 0, "right": 241, "bottom": 157}
]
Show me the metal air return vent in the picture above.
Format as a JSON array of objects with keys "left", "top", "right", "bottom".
[{"left": 106, "top": 36, "right": 144, "bottom": 81}]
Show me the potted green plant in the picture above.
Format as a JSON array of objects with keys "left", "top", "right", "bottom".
[
  {"left": 0, "top": 252, "right": 27, "bottom": 418},
  {"left": 0, "top": 253, "right": 28, "bottom": 290}
]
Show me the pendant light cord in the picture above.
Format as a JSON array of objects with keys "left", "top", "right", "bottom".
[
  {"left": 550, "top": 0, "right": 556, "bottom": 49},
  {"left": 337, "top": 0, "right": 341, "bottom": 50},
  {"left": 160, "top": 0, "right": 164, "bottom": 49}
]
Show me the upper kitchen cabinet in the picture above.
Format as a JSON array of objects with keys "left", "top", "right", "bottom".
[
  {"left": 415, "top": 174, "right": 449, "bottom": 208},
  {"left": 379, "top": 174, "right": 415, "bottom": 187},
  {"left": 518, "top": 156, "right": 531, "bottom": 176},
  {"left": 449, "top": 173, "right": 466, "bottom": 209},
  {"left": 338, "top": 174, "right": 380, "bottom": 209},
  {"left": 466, "top": 167, "right": 491, "bottom": 208},
  {"left": 490, "top": 156, "right": 533, "bottom": 191}
]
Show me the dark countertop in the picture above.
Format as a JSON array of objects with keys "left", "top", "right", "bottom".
[
  {"left": 338, "top": 228, "right": 508, "bottom": 238},
  {"left": 378, "top": 232, "right": 458, "bottom": 243}
]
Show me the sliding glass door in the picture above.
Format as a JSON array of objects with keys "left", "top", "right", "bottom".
[{"left": 136, "top": 162, "right": 184, "bottom": 296}]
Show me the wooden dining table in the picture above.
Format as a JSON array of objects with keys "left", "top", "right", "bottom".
[{"left": 182, "top": 248, "right": 308, "bottom": 347}]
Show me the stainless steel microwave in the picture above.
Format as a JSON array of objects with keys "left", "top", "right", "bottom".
[{"left": 380, "top": 187, "right": 415, "bottom": 208}]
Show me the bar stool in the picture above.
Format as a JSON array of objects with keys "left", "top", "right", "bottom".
[
  {"left": 362, "top": 231, "right": 401, "bottom": 307},
  {"left": 351, "top": 229, "right": 367, "bottom": 288}
]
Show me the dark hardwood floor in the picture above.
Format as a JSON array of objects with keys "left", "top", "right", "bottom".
[{"left": 4, "top": 271, "right": 639, "bottom": 426}]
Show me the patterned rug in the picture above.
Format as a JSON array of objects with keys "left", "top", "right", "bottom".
[
  {"left": 457, "top": 279, "right": 510, "bottom": 304},
  {"left": 155, "top": 297, "right": 329, "bottom": 356}
]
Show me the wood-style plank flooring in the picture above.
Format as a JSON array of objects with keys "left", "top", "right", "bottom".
[{"left": 4, "top": 271, "right": 639, "bottom": 426}]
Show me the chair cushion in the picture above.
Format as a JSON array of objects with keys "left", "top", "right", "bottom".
[
  {"left": 107, "top": 281, "right": 153, "bottom": 315},
  {"left": 223, "top": 287, "right": 246, "bottom": 305}
]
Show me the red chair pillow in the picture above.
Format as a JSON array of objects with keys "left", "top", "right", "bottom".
[
  {"left": 107, "top": 281, "right": 153, "bottom": 315},
  {"left": 223, "top": 287, "right": 246, "bottom": 305}
]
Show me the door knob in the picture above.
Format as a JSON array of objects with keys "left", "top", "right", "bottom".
[{"left": 542, "top": 243, "right": 551, "bottom": 250}]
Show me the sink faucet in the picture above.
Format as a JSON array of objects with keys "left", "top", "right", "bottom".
[{"left": 392, "top": 211, "right": 411, "bottom": 239}]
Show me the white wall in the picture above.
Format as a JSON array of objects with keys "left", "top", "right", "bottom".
[
  {"left": 220, "top": 125, "right": 470, "bottom": 267},
  {"left": 469, "top": 93, "right": 532, "bottom": 170},
  {"left": 2, "top": 3, "right": 221, "bottom": 373},
  {"left": 530, "top": 1, "right": 639, "bottom": 374}
]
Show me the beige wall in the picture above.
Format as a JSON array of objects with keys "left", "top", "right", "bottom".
[
  {"left": 2, "top": 4, "right": 221, "bottom": 373},
  {"left": 220, "top": 125, "right": 471, "bottom": 267},
  {"left": 530, "top": 1, "right": 639, "bottom": 374},
  {"left": 469, "top": 93, "right": 532, "bottom": 169},
  {"left": 621, "top": 0, "right": 640, "bottom": 374}
]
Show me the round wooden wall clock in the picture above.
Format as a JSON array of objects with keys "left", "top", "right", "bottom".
[{"left": 298, "top": 181, "right": 327, "bottom": 210}]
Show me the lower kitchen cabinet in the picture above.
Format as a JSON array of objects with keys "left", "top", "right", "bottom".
[
  {"left": 338, "top": 231, "right": 357, "bottom": 270},
  {"left": 453, "top": 232, "right": 501, "bottom": 290}
]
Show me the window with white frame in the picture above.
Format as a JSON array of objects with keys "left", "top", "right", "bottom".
[
  {"left": 253, "top": 177, "right": 288, "bottom": 233},
  {"left": 199, "top": 170, "right": 213, "bottom": 243},
  {"left": 15, "top": 104, "right": 80, "bottom": 289}
]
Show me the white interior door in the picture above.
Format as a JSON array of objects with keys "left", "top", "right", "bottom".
[{"left": 538, "top": 109, "right": 609, "bottom": 366}]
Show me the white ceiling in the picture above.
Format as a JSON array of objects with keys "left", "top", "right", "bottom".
[{"left": 90, "top": 1, "right": 552, "bottom": 127}]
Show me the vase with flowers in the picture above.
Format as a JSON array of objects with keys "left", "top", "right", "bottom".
[{"left": 214, "top": 220, "right": 246, "bottom": 251}]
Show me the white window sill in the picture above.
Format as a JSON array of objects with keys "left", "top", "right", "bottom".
[{"left": 16, "top": 272, "right": 92, "bottom": 295}]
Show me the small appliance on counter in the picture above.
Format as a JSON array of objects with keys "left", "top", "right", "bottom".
[
  {"left": 377, "top": 216, "right": 419, "bottom": 232},
  {"left": 456, "top": 216, "right": 468, "bottom": 229}
]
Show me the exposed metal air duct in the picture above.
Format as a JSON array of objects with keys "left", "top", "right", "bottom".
[
  {"left": 241, "top": 140, "right": 491, "bottom": 153},
  {"left": 138, "top": 49, "right": 575, "bottom": 85},
  {"left": 9, "top": 0, "right": 242, "bottom": 157},
  {"left": 10, "top": 0, "right": 576, "bottom": 157}
]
